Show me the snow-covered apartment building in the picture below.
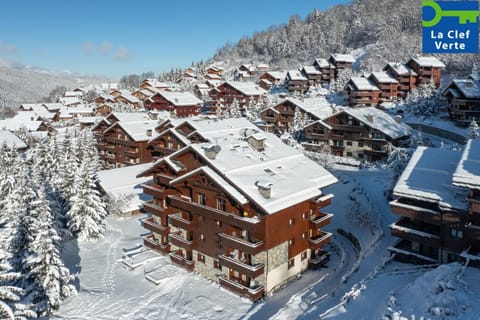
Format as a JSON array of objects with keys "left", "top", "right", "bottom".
[
  {"left": 442, "top": 74, "right": 480, "bottom": 127},
  {"left": 136, "top": 117, "right": 337, "bottom": 301},
  {"left": 389, "top": 139, "right": 480, "bottom": 266}
]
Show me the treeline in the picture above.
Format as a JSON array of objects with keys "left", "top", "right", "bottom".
[{"left": 0, "top": 128, "right": 107, "bottom": 318}]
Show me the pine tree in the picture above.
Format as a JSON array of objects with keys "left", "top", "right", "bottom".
[
  {"left": 66, "top": 164, "right": 107, "bottom": 240},
  {"left": 469, "top": 119, "right": 479, "bottom": 139},
  {"left": 229, "top": 99, "right": 242, "bottom": 118}
]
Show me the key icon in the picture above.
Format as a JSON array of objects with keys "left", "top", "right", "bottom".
[{"left": 423, "top": 0, "right": 479, "bottom": 27}]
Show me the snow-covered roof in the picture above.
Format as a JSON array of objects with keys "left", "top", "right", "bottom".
[
  {"left": 156, "top": 91, "right": 202, "bottom": 106},
  {"left": 314, "top": 58, "right": 335, "bottom": 69},
  {"left": 348, "top": 77, "right": 380, "bottom": 91},
  {"left": 410, "top": 56, "right": 445, "bottom": 68},
  {"left": 148, "top": 127, "right": 190, "bottom": 146},
  {"left": 42, "top": 103, "right": 63, "bottom": 111},
  {"left": 189, "top": 131, "right": 337, "bottom": 214},
  {"left": 330, "top": 54, "right": 356, "bottom": 63},
  {"left": 13, "top": 111, "right": 41, "bottom": 121},
  {"left": 224, "top": 81, "right": 267, "bottom": 96},
  {"left": 448, "top": 79, "right": 480, "bottom": 99},
  {"left": 302, "top": 66, "right": 321, "bottom": 75},
  {"left": 79, "top": 117, "right": 102, "bottom": 124},
  {"left": 19, "top": 104, "right": 55, "bottom": 120},
  {"left": 0, "top": 130, "right": 27, "bottom": 149},
  {"left": 97, "top": 163, "right": 153, "bottom": 214},
  {"left": 385, "top": 63, "right": 417, "bottom": 76},
  {"left": 116, "top": 90, "right": 140, "bottom": 104},
  {"left": 265, "top": 71, "right": 288, "bottom": 80},
  {"left": 340, "top": 107, "right": 410, "bottom": 139},
  {"left": 59, "top": 97, "right": 82, "bottom": 106},
  {"left": 0, "top": 120, "right": 44, "bottom": 131},
  {"left": 286, "top": 97, "right": 334, "bottom": 120},
  {"left": 109, "top": 112, "right": 152, "bottom": 123},
  {"left": 393, "top": 147, "right": 468, "bottom": 211},
  {"left": 195, "top": 83, "right": 210, "bottom": 89},
  {"left": 453, "top": 139, "right": 480, "bottom": 190},
  {"left": 370, "top": 72, "right": 399, "bottom": 84},
  {"left": 106, "top": 120, "right": 160, "bottom": 142},
  {"left": 287, "top": 70, "right": 308, "bottom": 81}
]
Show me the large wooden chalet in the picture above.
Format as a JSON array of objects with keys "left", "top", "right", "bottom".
[
  {"left": 346, "top": 77, "right": 381, "bottom": 106},
  {"left": 406, "top": 56, "right": 445, "bottom": 88},
  {"left": 328, "top": 54, "right": 355, "bottom": 77},
  {"left": 259, "top": 97, "right": 334, "bottom": 134},
  {"left": 368, "top": 72, "right": 399, "bottom": 103},
  {"left": 313, "top": 58, "right": 336, "bottom": 85},
  {"left": 383, "top": 63, "right": 417, "bottom": 98},
  {"left": 303, "top": 107, "right": 410, "bottom": 161},
  {"left": 286, "top": 70, "right": 309, "bottom": 93},
  {"left": 389, "top": 140, "right": 480, "bottom": 267},
  {"left": 209, "top": 81, "right": 267, "bottom": 108},
  {"left": 137, "top": 125, "right": 337, "bottom": 301},
  {"left": 442, "top": 77, "right": 480, "bottom": 126},
  {"left": 145, "top": 91, "right": 202, "bottom": 118}
]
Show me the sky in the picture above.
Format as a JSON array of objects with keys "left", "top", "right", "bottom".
[{"left": 0, "top": 0, "right": 351, "bottom": 79}]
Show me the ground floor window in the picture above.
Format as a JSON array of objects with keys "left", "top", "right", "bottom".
[{"left": 288, "top": 258, "right": 295, "bottom": 269}]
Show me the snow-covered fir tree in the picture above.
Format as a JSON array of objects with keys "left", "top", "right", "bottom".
[
  {"left": 469, "top": 119, "right": 479, "bottom": 139},
  {"left": 22, "top": 171, "right": 76, "bottom": 315},
  {"left": 66, "top": 163, "right": 107, "bottom": 240},
  {"left": 229, "top": 99, "right": 242, "bottom": 118},
  {"left": 404, "top": 82, "right": 440, "bottom": 116}
]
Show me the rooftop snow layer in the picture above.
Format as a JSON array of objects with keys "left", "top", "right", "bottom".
[
  {"left": 370, "top": 72, "right": 399, "bottom": 84},
  {"left": 410, "top": 56, "right": 445, "bottom": 68},
  {"left": 330, "top": 53, "right": 356, "bottom": 63},
  {"left": 225, "top": 81, "right": 267, "bottom": 96},
  {"left": 385, "top": 63, "right": 417, "bottom": 76},
  {"left": 287, "top": 70, "right": 308, "bottom": 81},
  {"left": 287, "top": 97, "right": 334, "bottom": 120},
  {"left": 157, "top": 91, "right": 202, "bottom": 106},
  {"left": 453, "top": 139, "right": 480, "bottom": 189},
  {"left": 349, "top": 77, "right": 380, "bottom": 91},
  {"left": 394, "top": 147, "right": 468, "bottom": 211},
  {"left": 0, "top": 130, "right": 27, "bottom": 149}
]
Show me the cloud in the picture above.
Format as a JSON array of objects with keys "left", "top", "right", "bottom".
[
  {"left": 115, "top": 46, "right": 132, "bottom": 61},
  {"left": 98, "top": 41, "right": 112, "bottom": 54},
  {"left": 82, "top": 41, "right": 96, "bottom": 53},
  {"left": 0, "top": 41, "right": 17, "bottom": 54}
]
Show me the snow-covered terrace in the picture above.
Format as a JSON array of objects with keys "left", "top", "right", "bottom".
[{"left": 453, "top": 139, "right": 480, "bottom": 190}]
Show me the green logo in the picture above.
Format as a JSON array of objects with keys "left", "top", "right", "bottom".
[{"left": 422, "top": 0, "right": 478, "bottom": 27}]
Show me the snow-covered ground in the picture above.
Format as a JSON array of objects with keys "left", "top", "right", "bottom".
[{"left": 56, "top": 166, "right": 480, "bottom": 320}]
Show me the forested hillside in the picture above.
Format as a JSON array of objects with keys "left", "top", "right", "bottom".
[{"left": 213, "top": 0, "right": 479, "bottom": 74}]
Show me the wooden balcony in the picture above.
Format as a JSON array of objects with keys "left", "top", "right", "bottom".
[
  {"left": 390, "top": 200, "right": 464, "bottom": 224},
  {"left": 308, "top": 250, "right": 330, "bottom": 269},
  {"left": 309, "top": 232, "right": 332, "bottom": 250},
  {"left": 310, "top": 212, "right": 333, "bottom": 229},
  {"left": 218, "top": 233, "right": 265, "bottom": 255},
  {"left": 141, "top": 217, "right": 169, "bottom": 236},
  {"left": 169, "top": 251, "right": 194, "bottom": 271},
  {"left": 152, "top": 145, "right": 176, "bottom": 156},
  {"left": 218, "top": 276, "right": 264, "bottom": 302},
  {"left": 105, "top": 136, "right": 136, "bottom": 146},
  {"left": 465, "top": 223, "right": 480, "bottom": 241},
  {"left": 470, "top": 198, "right": 480, "bottom": 214},
  {"left": 169, "top": 233, "right": 193, "bottom": 250},
  {"left": 389, "top": 218, "right": 441, "bottom": 248},
  {"left": 143, "top": 234, "right": 170, "bottom": 254},
  {"left": 219, "top": 254, "right": 264, "bottom": 278},
  {"left": 168, "top": 213, "right": 194, "bottom": 231},
  {"left": 143, "top": 201, "right": 165, "bottom": 217},
  {"left": 168, "top": 196, "right": 263, "bottom": 233},
  {"left": 143, "top": 184, "right": 165, "bottom": 199}
]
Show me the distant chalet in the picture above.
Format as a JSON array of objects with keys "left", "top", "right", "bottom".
[
  {"left": 136, "top": 118, "right": 338, "bottom": 301},
  {"left": 442, "top": 75, "right": 480, "bottom": 127},
  {"left": 145, "top": 91, "right": 203, "bottom": 118}
]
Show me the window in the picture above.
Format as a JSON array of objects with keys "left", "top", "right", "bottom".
[
  {"left": 198, "top": 215, "right": 205, "bottom": 222},
  {"left": 214, "top": 260, "right": 221, "bottom": 269},
  {"left": 216, "top": 220, "right": 222, "bottom": 227},
  {"left": 197, "top": 253, "right": 205, "bottom": 263},
  {"left": 168, "top": 142, "right": 174, "bottom": 149},
  {"left": 216, "top": 198, "right": 226, "bottom": 211},
  {"left": 288, "top": 258, "right": 295, "bottom": 269},
  {"left": 288, "top": 238, "right": 295, "bottom": 246},
  {"left": 346, "top": 141, "right": 352, "bottom": 146},
  {"left": 347, "top": 116, "right": 353, "bottom": 125},
  {"left": 197, "top": 193, "right": 206, "bottom": 205},
  {"left": 302, "top": 232, "right": 307, "bottom": 239},
  {"left": 200, "top": 234, "right": 205, "bottom": 241},
  {"left": 358, "top": 153, "right": 364, "bottom": 159},
  {"left": 302, "top": 212, "right": 307, "bottom": 220},
  {"left": 358, "top": 142, "right": 364, "bottom": 148},
  {"left": 347, "top": 152, "right": 353, "bottom": 157},
  {"left": 450, "top": 228, "right": 463, "bottom": 239},
  {"left": 301, "top": 251, "right": 308, "bottom": 261},
  {"left": 289, "top": 218, "right": 295, "bottom": 226}
]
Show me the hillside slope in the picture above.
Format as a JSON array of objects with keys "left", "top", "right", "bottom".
[{"left": 213, "top": 0, "right": 479, "bottom": 74}]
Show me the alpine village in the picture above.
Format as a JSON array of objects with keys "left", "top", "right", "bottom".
[{"left": 0, "top": 0, "right": 479, "bottom": 319}]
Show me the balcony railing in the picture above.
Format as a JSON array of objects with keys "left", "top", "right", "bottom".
[
  {"left": 218, "top": 254, "right": 264, "bottom": 278},
  {"left": 143, "top": 184, "right": 165, "bottom": 199},
  {"left": 310, "top": 212, "right": 333, "bottom": 228},
  {"left": 143, "top": 234, "right": 170, "bottom": 254},
  {"left": 168, "top": 196, "right": 263, "bottom": 233},
  {"left": 308, "top": 250, "right": 330, "bottom": 269},
  {"left": 143, "top": 201, "right": 165, "bottom": 217},
  {"left": 141, "top": 217, "right": 169, "bottom": 236},
  {"left": 389, "top": 218, "right": 441, "bottom": 248},
  {"left": 169, "top": 213, "right": 194, "bottom": 231},
  {"left": 465, "top": 222, "right": 480, "bottom": 241},
  {"left": 218, "top": 276, "right": 264, "bottom": 302},
  {"left": 218, "top": 233, "right": 264, "bottom": 255},
  {"left": 169, "top": 233, "right": 193, "bottom": 250},
  {"left": 169, "top": 251, "right": 194, "bottom": 271},
  {"left": 309, "top": 232, "right": 332, "bottom": 250}
]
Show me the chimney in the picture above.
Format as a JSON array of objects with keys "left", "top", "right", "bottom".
[
  {"left": 146, "top": 129, "right": 153, "bottom": 137},
  {"left": 366, "top": 114, "right": 374, "bottom": 123},
  {"left": 255, "top": 180, "right": 273, "bottom": 199},
  {"left": 203, "top": 145, "right": 221, "bottom": 160},
  {"left": 394, "top": 115, "right": 402, "bottom": 124},
  {"left": 150, "top": 112, "right": 158, "bottom": 120},
  {"left": 247, "top": 133, "right": 266, "bottom": 152}
]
